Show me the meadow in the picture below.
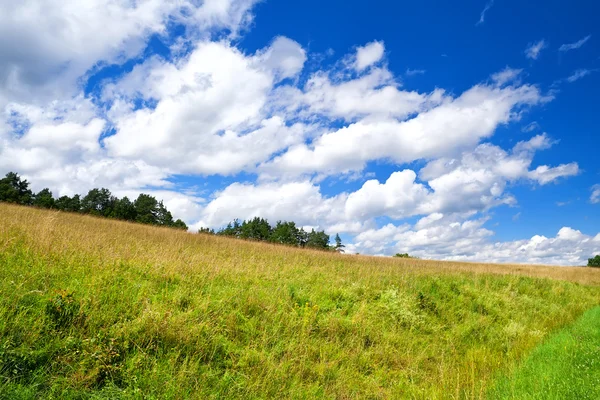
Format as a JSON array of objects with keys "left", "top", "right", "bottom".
[{"left": 1, "top": 203, "right": 599, "bottom": 399}]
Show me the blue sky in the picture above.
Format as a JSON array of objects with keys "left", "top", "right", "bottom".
[{"left": 1, "top": 0, "right": 599, "bottom": 265}]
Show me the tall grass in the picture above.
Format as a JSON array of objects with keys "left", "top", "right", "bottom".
[
  {"left": 488, "top": 306, "right": 600, "bottom": 399},
  {"left": 1, "top": 204, "right": 599, "bottom": 399}
]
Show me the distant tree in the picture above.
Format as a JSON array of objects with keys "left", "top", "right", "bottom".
[
  {"left": 33, "top": 188, "right": 55, "bottom": 209},
  {"left": 0, "top": 172, "right": 33, "bottom": 205},
  {"left": 306, "top": 229, "right": 330, "bottom": 250},
  {"left": 112, "top": 196, "right": 137, "bottom": 221},
  {"left": 55, "top": 194, "right": 81, "bottom": 212},
  {"left": 588, "top": 255, "right": 600, "bottom": 268},
  {"left": 81, "top": 188, "right": 112, "bottom": 216},
  {"left": 218, "top": 219, "right": 242, "bottom": 237},
  {"left": 172, "top": 219, "right": 188, "bottom": 230},
  {"left": 240, "top": 217, "right": 272, "bottom": 241},
  {"left": 155, "top": 201, "right": 174, "bottom": 226},
  {"left": 134, "top": 194, "right": 159, "bottom": 225},
  {"left": 334, "top": 233, "right": 345, "bottom": 253},
  {"left": 297, "top": 228, "right": 309, "bottom": 248},
  {"left": 198, "top": 227, "right": 215, "bottom": 235},
  {"left": 394, "top": 253, "right": 411, "bottom": 258},
  {"left": 270, "top": 221, "right": 300, "bottom": 246}
]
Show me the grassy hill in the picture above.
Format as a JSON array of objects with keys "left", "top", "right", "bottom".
[{"left": 1, "top": 203, "right": 599, "bottom": 399}]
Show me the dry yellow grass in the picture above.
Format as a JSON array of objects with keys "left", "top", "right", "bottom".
[
  {"left": 3, "top": 203, "right": 597, "bottom": 286},
  {"left": 1, "top": 203, "right": 599, "bottom": 399}
]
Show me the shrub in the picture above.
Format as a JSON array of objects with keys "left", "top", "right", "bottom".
[
  {"left": 588, "top": 255, "right": 600, "bottom": 268},
  {"left": 394, "top": 253, "right": 412, "bottom": 258}
]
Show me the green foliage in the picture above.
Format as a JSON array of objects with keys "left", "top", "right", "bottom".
[
  {"left": 270, "top": 220, "right": 300, "bottom": 246},
  {"left": 334, "top": 233, "right": 345, "bottom": 252},
  {"left": 112, "top": 196, "right": 137, "bottom": 221},
  {"left": 216, "top": 218, "right": 332, "bottom": 250},
  {"left": 198, "top": 227, "right": 215, "bottom": 234},
  {"left": 588, "top": 255, "right": 600, "bottom": 267},
  {"left": 81, "top": 188, "right": 113, "bottom": 216},
  {"left": 0, "top": 172, "right": 33, "bottom": 205},
  {"left": 55, "top": 194, "right": 81, "bottom": 212},
  {"left": 33, "top": 188, "right": 55, "bottom": 209},
  {"left": 172, "top": 219, "right": 188, "bottom": 230},
  {"left": 240, "top": 217, "right": 272, "bottom": 241},
  {"left": 394, "top": 253, "right": 412, "bottom": 258},
  {"left": 44, "top": 291, "right": 83, "bottom": 329}
]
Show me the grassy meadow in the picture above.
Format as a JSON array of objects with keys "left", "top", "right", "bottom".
[{"left": 1, "top": 203, "right": 599, "bottom": 399}]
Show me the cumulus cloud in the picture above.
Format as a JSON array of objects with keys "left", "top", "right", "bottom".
[
  {"left": 525, "top": 40, "right": 547, "bottom": 60},
  {"left": 352, "top": 215, "right": 600, "bottom": 266},
  {"left": 559, "top": 35, "right": 592, "bottom": 52},
  {"left": 103, "top": 39, "right": 311, "bottom": 175},
  {"left": 354, "top": 41, "right": 385, "bottom": 71},
  {"left": 0, "top": 0, "right": 259, "bottom": 107},
  {"left": 262, "top": 82, "right": 545, "bottom": 178}
]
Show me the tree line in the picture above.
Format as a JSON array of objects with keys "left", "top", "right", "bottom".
[
  {"left": 0, "top": 172, "right": 188, "bottom": 230},
  {"left": 199, "top": 217, "right": 345, "bottom": 252}
]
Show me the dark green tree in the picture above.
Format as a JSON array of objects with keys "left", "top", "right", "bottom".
[
  {"left": 270, "top": 221, "right": 300, "bottom": 246},
  {"left": 306, "top": 229, "right": 330, "bottom": 250},
  {"left": 81, "top": 188, "right": 112, "bottom": 216},
  {"left": 33, "top": 188, "right": 55, "bottom": 209},
  {"left": 55, "top": 194, "right": 81, "bottom": 212},
  {"left": 218, "top": 219, "right": 242, "bottom": 237},
  {"left": 112, "top": 196, "right": 137, "bottom": 221},
  {"left": 155, "top": 201, "right": 174, "bottom": 226},
  {"left": 198, "top": 227, "right": 215, "bottom": 234},
  {"left": 588, "top": 255, "right": 600, "bottom": 268},
  {"left": 394, "top": 253, "right": 411, "bottom": 258},
  {"left": 172, "top": 219, "right": 188, "bottom": 230},
  {"left": 134, "top": 194, "right": 159, "bottom": 224},
  {"left": 0, "top": 172, "right": 33, "bottom": 205},
  {"left": 240, "top": 217, "right": 272, "bottom": 241},
  {"left": 334, "top": 233, "right": 345, "bottom": 253}
]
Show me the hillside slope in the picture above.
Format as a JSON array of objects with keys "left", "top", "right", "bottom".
[{"left": 1, "top": 204, "right": 599, "bottom": 399}]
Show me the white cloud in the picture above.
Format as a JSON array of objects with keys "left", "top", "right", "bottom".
[
  {"left": 103, "top": 40, "right": 310, "bottom": 175},
  {"left": 270, "top": 67, "right": 443, "bottom": 123},
  {"left": 591, "top": 185, "right": 600, "bottom": 204},
  {"left": 351, "top": 215, "right": 600, "bottom": 266},
  {"left": 0, "top": 0, "right": 259, "bottom": 107},
  {"left": 193, "top": 180, "right": 347, "bottom": 230},
  {"left": 521, "top": 121, "right": 541, "bottom": 133},
  {"left": 525, "top": 40, "right": 547, "bottom": 60},
  {"left": 255, "top": 36, "right": 307, "bottom": 81},
  {"left": 491, "top": 67, "right": 523, "bottom": 86},
  {"left": 476, "top": 0, "right": 495, "bottom": 26},
  {"left": 263, "top": 82, "right": 545, "bottom": 178},
  {"left": 354, "top": 41, "right": 385, "bottom": 71},
  {"left": 527, "top": 163, "right": 580, "bottom": 184},
  {"left": 559, "top": 35, "right": 592, "bottom": 52},
  {"left": 567, "top": 69, "right": 595, "bottom": 83}
]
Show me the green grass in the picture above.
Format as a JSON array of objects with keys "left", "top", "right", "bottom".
[
  {"left": 488, "top": 306, "right": 600, "bottom": 400},
  {"left": 1, "top": 204, "right": 599, "bottom": 399}
]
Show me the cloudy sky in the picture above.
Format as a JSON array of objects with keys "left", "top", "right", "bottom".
[{"left": 1, "top": 0, "right": 599, "bottom": 265}]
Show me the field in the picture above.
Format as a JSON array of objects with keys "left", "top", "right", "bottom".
[{"left": 1, "top": 203, "right": 599, "bottom": 399}]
